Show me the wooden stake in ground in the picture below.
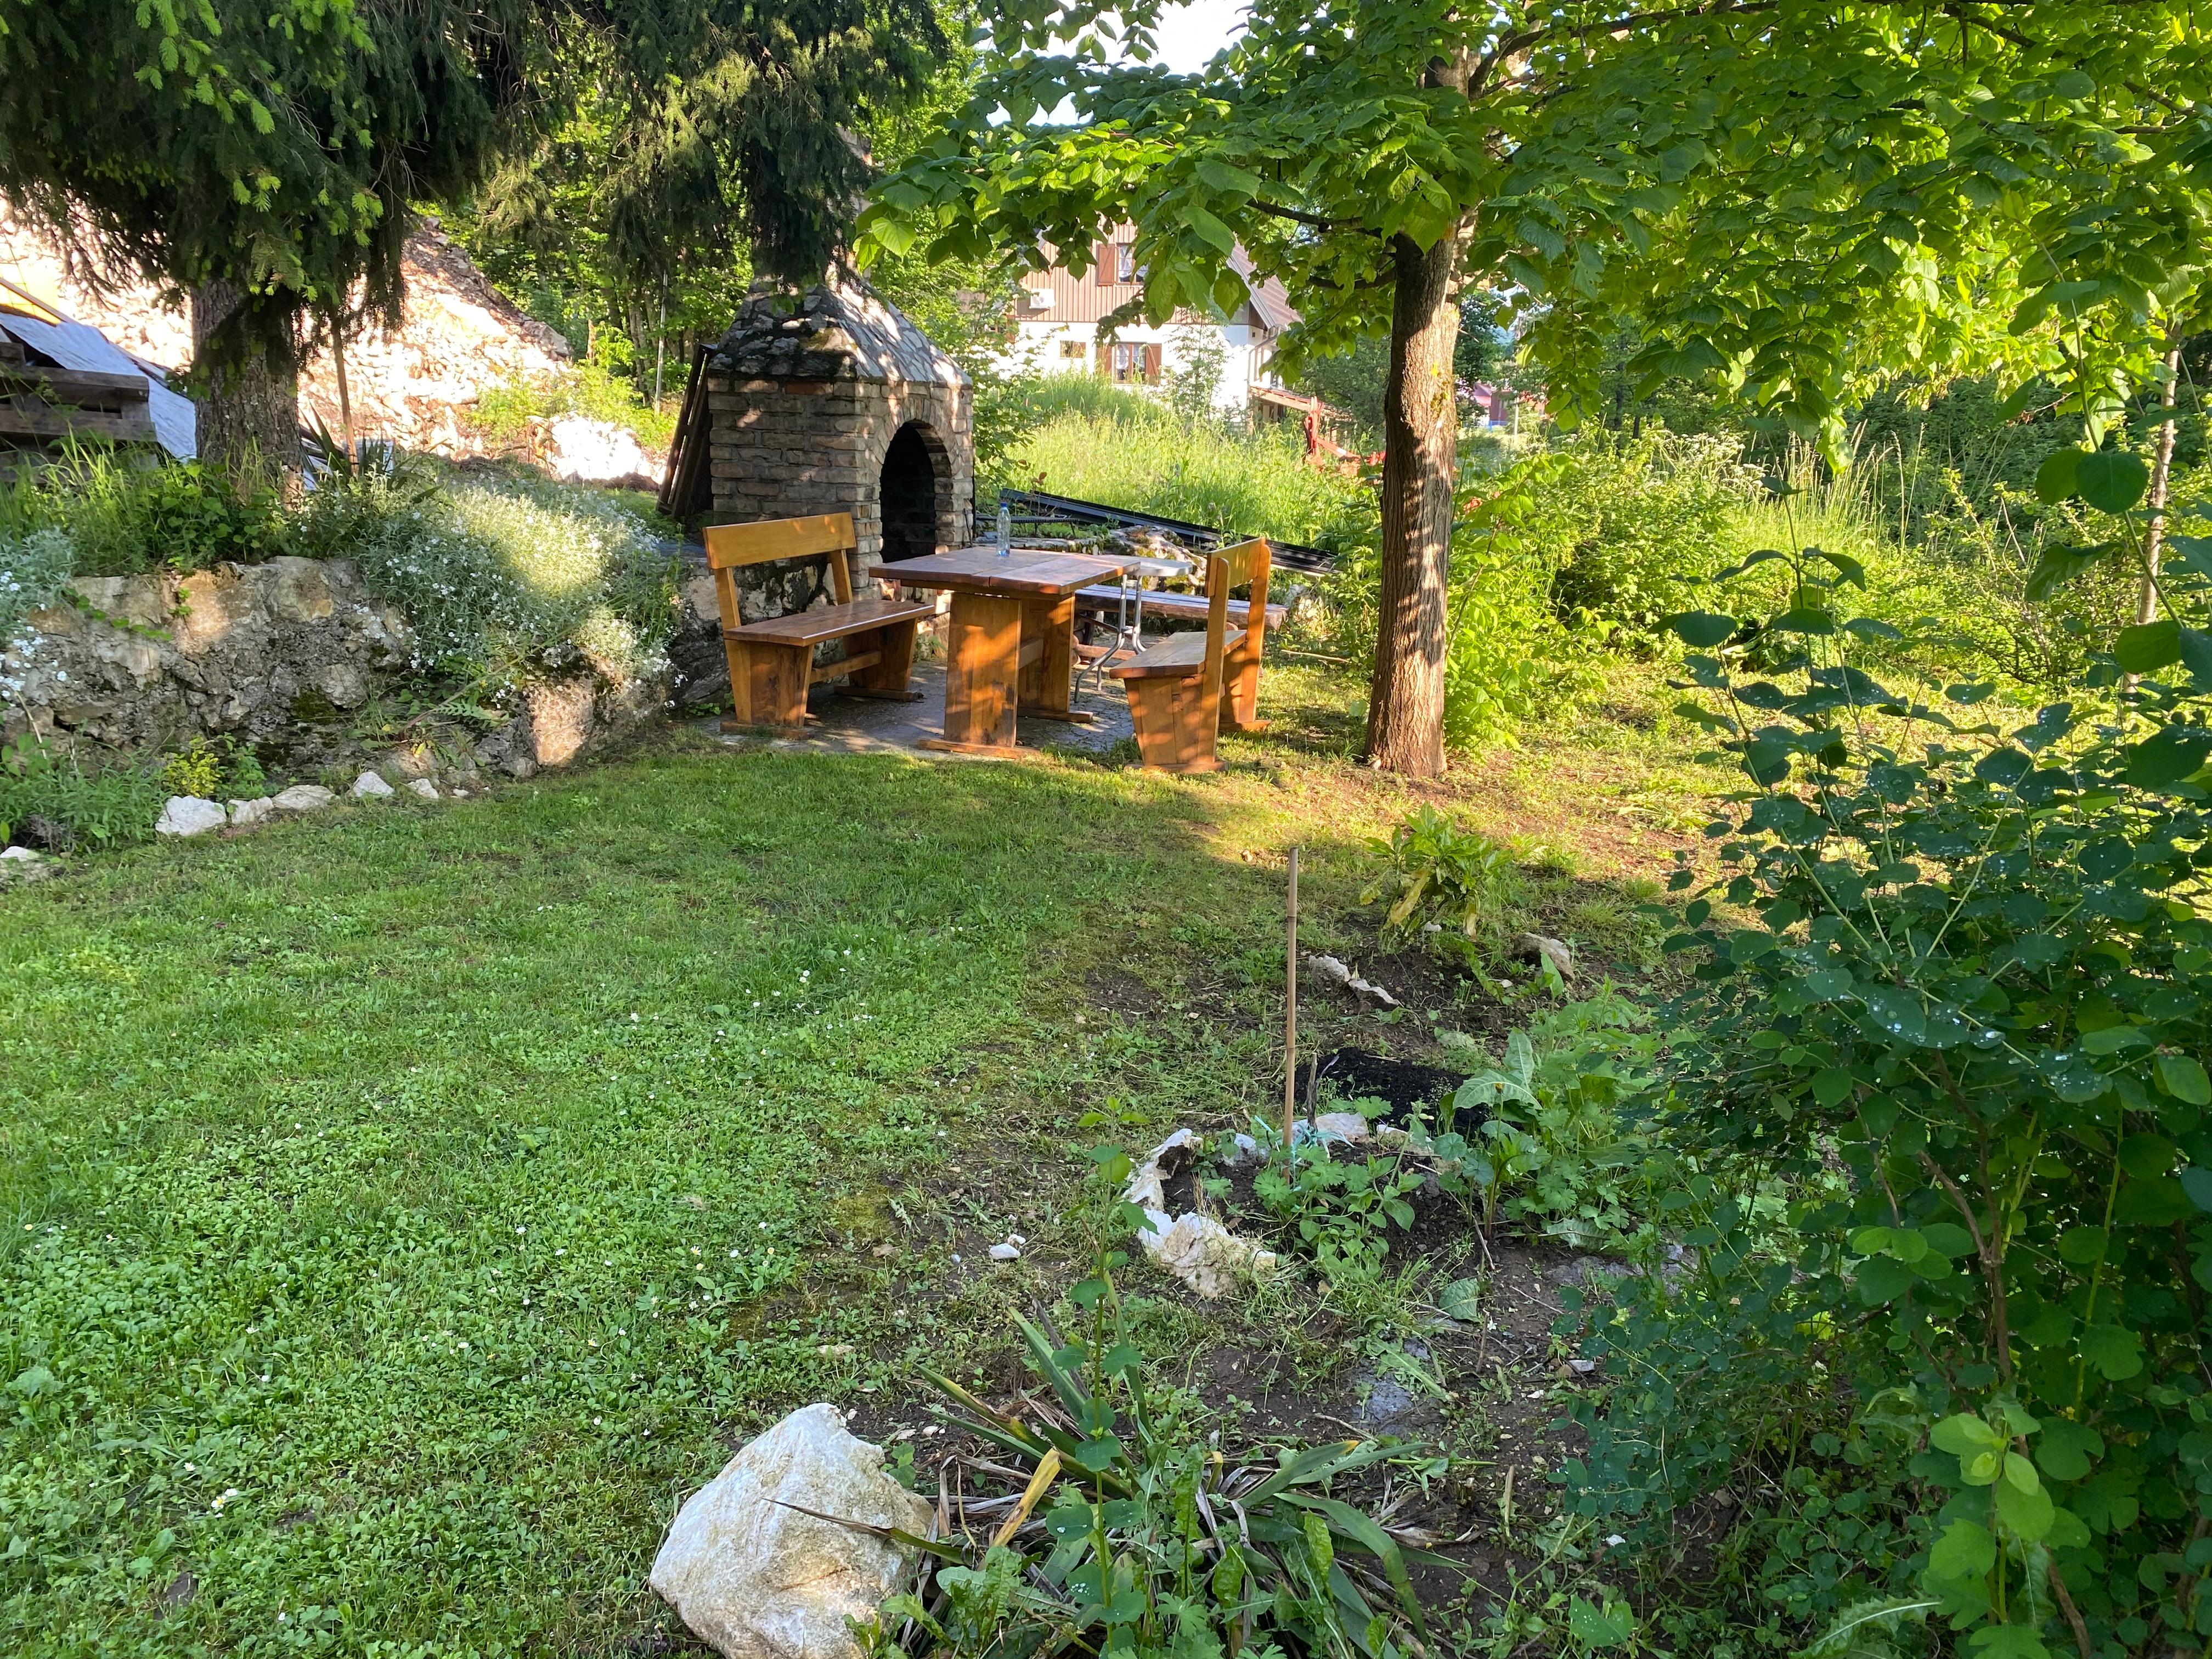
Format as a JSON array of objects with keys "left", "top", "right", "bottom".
[{"left": 1284, "top": 845, "right": 1299, "bottom": 1154}]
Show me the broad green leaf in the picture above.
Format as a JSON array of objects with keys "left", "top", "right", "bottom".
[
  {"left": 1967, "top": 1625, "right": 2052, "bottom": 1659},
  {"left": 2024, "top": 544, "right": 2104, "bottom": 602},
  {"left": 2124, "top": 724, "right": 2212, "bottom": 788},
  {"left": 2180, "top": 627, "right": 2212, "bottom": 689},
  {"left": 1927, "top": 1516, "right": 1995, "bottom": 1581},
  {"left": 1995, "top": 1473, "right": 2054, "bottom": 1541},
  {"left": 2076, "top": 449, "right": 2150, "bottom": 515},
  {"left": 2181, "top": 1167, "right": 2212, "bottom": 1212},
  {"left": 1812, "top": 1066, "right": 1856, "bottom": 1104},
  {"left": 1920, "top": 1223, "right": 1972, "bottom": 1258},
  {"left": 2056, "top": 1225, "right": 2107, "bottom": 1264},
  {"left": 1931, "top": 1414, "right": 2005, "bottom": 1457},
  {"left": 2034, "top": 1420, "right": 2103, "bottom": 1482},
  {"left": 1773, "top": 607, "right": 1837, "bottom": 635},
  {"left": 1662, "top": 611, "right": 1737, "bottom": 647},
  {"left": 2156, "top": 1054, "right": 2211, "bottom": 1105},
  {"left": 1567, "top": 1596, "right": 1635, "bottom": 1646},
  {"left": 2079, "top": 1325, "right": 2143, "bottom": 1380},
  {"left": 2115, "top": 619, "right": 2182, "bottom": 674},
  {"left": 2034, "top": 448, "right": 2083, "bottom": 504}
]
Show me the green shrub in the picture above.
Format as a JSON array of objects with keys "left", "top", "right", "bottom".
[
  {"left": 155, "top": 735, "right": 263, "bottom": 801},
  {"left": 0, "top": 734, "right": 163, "bottom": 850},
  {"left": 0, "top": 448, "right": 281, "bottom": 576},
  {"left": 294, "top": 465, "right": 680, "bottom": 691},
  {"left": 1318, "top": 454, "right": 1593, "bottom": 748},
  {"left": 1359, "top": 804, "right": 1525, "bottom": 963},
  {"left": 1531, "top": 432, "right": 1759, "bottom": 641},
  {"left": 1565, "top": 466, "right": 2212, "bottom": 1658}
]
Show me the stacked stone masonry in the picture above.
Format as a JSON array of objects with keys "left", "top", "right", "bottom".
[{"left": 701, "top": 275, "right": 974, "bottom": 614}]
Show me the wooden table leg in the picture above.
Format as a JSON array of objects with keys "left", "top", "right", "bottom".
[
  {"left": 919, "top": 590, "right": 1027, "bottom": 757},
  {"left": 1016, "top": 594, "right": 1096, "bottom": 724}
]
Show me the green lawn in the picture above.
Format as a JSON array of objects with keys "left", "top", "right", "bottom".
[
  {"left": 0, "top": 689, "right": 1716, "bottom": 1656},
  {"left": 1, "top": 738, "right": 1329, "bottom": 1657}
]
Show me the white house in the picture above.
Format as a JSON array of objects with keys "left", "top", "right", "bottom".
[{"left": 997, "top": 229, "right": 1297, "bottom": 413}]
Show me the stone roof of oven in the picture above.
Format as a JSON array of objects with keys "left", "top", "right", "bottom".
[{"left": 708, "top": 270, "right": 968, "bottom": 388}]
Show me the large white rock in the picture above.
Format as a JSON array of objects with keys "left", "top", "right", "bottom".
[
  {"left": 272, "top": 785, "right": 336, "bottom": 814},
  {"left": 351, "top": 771, "right": 395, "bottom": 799},
  {"left": 650, "top": 1403, "right": 934, "bottom": 1659},
  {"left": 405, "top": 777, "right": 439, "bottom": 800},
  {"left": 228, "top": 797, "right": 275, "bottom": 828},
  {"left": 155, "top": 796, "right": 227, "bottom": 838}
]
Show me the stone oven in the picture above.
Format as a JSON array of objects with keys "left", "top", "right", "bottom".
[{"left": 661, "top": 272, "right": 973, "bottom": 625}]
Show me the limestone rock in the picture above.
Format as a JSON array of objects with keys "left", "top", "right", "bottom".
[
  {"left": 228, "top": 797, "right": 275, "bottom": 828},
  {"left": 272, "top": 784, "right": 336, "bottom": 813},
  {"left": 1138, "top": 1212, "right": 1280, "bottom": 1300},
  {"left": 1515, "top": 933, "right": 1573, "bottom": 981},
  {"left": 1124, "top": 1130, "right": 1279, "bottom": 1299},
  {"left": 352, "top": 771, "right": 395, "bottom": 799},
  {"left": 0, "top": 846, "right": 55, "bottom": 885},
  {"left": 316, "top": 662, "right": 370, "bottom": 710},
  {"left": 1312, "top": 1111, "right": 1370, "bottom": 1144},
  {"left": 988, "top": 1242, "right": 1020, "bottom": 1262},
  {"left": 405, "top": 778, "right": 439, "bottom": 800},
  {"left": 155, "top": 797, "right": 227, "bottom": 838},
  {"left": 650, "top": 1403, "right": 933, "bottom": 1659}
]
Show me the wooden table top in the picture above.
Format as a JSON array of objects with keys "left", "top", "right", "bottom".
[{"left": 871, "top": 546, "right": 1135, "bottom": 598}]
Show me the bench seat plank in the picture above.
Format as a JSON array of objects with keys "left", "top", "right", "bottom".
[
  {"left": 1072, "top": 584, "right": 1284, "bottom": 629},
  {"left": 1110, "top": 625, "right": 1247, "bottom": 681},
  {"left": 729, "top": 596, "right": 936, "bottom": 647}
]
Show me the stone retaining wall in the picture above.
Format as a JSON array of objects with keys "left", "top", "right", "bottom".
[{"left": 3, "top": 557, "right": 665, "bottom": 781}]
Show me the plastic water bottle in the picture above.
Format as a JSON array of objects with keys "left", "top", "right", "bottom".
[{"left": 997, "top": 499, "right": 1012, "bottom": 557}]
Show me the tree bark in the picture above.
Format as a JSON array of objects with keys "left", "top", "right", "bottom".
[
  {"left": 1363, "top": 229, "right": 1462, "bottom": 776},
  {"left": 2137, "top": 329, "right": 2184, "bottom": 627},
  {"left": 191, "top": 280, "right": 300, "bottom": 490}
]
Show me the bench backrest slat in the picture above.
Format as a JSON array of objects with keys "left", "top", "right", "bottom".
[
  {"left": 705, "top": 513, "right": 856, "bottom": 596},
  {"left": 702, "top": 514, "right": 858, "bottom": 631},
  {"left": 1209, "top": 538, "right": 1271, "bottom": 730}
]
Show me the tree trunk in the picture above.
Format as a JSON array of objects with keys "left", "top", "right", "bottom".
[
  {"left": 191, "top": 280, "right": 300, "bottom": 490},
  {"left": 1363, "top": 230, "right": 1462, "bottom": 776},
  {"left": 2137, "top": 330, "right": 2184, "bottom": 626}
]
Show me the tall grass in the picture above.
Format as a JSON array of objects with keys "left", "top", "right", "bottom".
[
  {"left": 1721, "top": 437, "right": 2140, "bottom": 695},
  {"left": 0, "top": 444, "right": 281, "bottom": 577},
  {"left": 988, "top": 376, "right": 1373, "bottom": 551}
]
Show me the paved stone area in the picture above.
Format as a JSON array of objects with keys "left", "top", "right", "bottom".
[{"left": 703, "top": 661, "right": 1136, "bottom": 759}]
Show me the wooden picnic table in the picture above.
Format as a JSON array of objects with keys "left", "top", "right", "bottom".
[{"left": 870, "top": 546, "right": 1135, "bottom": 758}]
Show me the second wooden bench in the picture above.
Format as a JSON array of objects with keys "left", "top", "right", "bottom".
[{"left": 706, "top": 513, "right": 935, "bottom": 733}]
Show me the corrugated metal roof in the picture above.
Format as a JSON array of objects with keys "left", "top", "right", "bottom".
[{"left": 0, "top": 278, "right": 196, "bottom": 459}]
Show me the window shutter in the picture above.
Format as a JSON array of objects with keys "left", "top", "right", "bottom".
[
  {"left": 1144, "top": 343, "right": 1163, "bottom": 382},
  {"left": 1097, "top": 243, "right": 1115, "bottom": 286},
  {"left": 1097, "top": 341, "right": 1111, "bottom": 375}
]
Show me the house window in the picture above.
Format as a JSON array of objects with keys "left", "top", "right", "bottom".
[
  {"left": 1116, "top": 242, "right": 1138, "bottom": 283},
  {"left": 1060, "top": 340, "right": 1088, "bottom": 359},
  {"left": 1105, "top": 341, "right": 1163, "bottom": 384}
]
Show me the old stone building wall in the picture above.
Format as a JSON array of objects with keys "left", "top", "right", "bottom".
[{"left": 687, "top": 276, "right": 975, "bottom": 620}]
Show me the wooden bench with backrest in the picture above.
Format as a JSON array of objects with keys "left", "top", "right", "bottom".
[
  {"left": 706, "top": 513, "right": 935, "bottom": 733},
  {"left": 1107, "top": 537, "right": 1272, "bottom": 773}
]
